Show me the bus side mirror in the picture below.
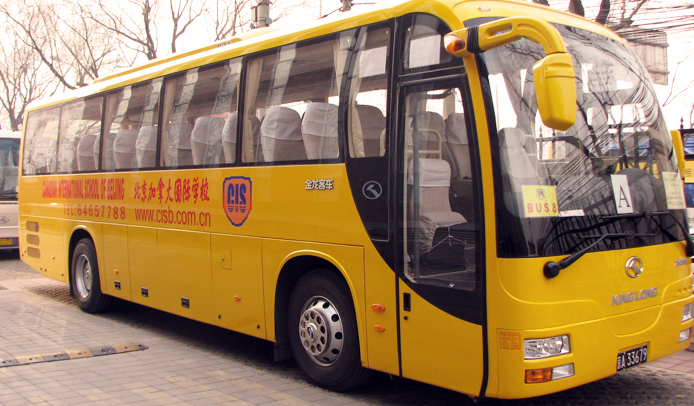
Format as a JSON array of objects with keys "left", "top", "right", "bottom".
[
  {"left": 533, "top": 53, "right": 576, "bottom": 131},
  {"left": 444, "top": 16, "right": 576, "bottom": 131},
  {"left": 671, "top": 129, "right": 685, "bottom": 177}
]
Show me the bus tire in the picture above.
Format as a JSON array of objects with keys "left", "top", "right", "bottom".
[
  {"left": 288, "top": 269, "right": 372, "bottom": 391},
  {"left": 71, "top": 238, "right": 111, "bottom": 314}
]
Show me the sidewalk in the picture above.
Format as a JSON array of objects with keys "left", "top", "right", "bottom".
[{"left": 649, "top": 343, "right": 694, "bottom": 374}]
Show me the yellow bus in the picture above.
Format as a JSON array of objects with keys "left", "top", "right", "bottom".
[{"left": 18, "top": 0, "right": 694, "bottom": 399}]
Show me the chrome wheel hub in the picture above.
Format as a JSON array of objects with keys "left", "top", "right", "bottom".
[
  {"left": 74, "top": 255, "right": 92, "bottom": 299},
  {"left": 298, "top": 296, "right": 344, "bottom": 366}
]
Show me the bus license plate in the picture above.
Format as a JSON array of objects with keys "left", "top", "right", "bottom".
[
  {"left": 617, "top": 345, "right": 648, "bottom": 372},
  {"left": 0, "top": 239, "right": 12, "bottom": 245}
]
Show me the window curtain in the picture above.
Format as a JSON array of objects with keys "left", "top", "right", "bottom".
[{"left": 243, "top": 57, "right": 263, "bottom": 162}]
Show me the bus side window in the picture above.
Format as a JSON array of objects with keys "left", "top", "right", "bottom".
[
  {"left": 102, "top": 80, "right": 161, "bottom": 171},
  {"left": 243, "top": 32, "right": 350, "bottom": 164},
  {"left": 23, "top": 107, "right": 60, "bottom": 175},
  {"left": 161, "top": 59, "right": 241, "bottom": 168},
  {"left": 347, "top": 25, "right": 390, "bottom": 159},
  {"left": 54, "top": 97, "right": 103, "bottom": 174}
]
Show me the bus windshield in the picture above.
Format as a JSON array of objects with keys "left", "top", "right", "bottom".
[
  {"left": 481, "top": 25, "right": 686, "bottom": 258},
  {"left": 0, "top": 137, "right": 20, "bottom": 201}
]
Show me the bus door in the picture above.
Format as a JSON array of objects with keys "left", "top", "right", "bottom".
[{"left": 396, "top": 77, "right": 486, "bottom": 395}]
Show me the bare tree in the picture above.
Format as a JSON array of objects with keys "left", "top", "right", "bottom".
[
  {"left": 0, "top": 0, "right": 131, "bottom": 90},
  {"left": 0, "top": 30, "right": 54, "bottom": 131},
  {"left": 662, "top": 54, "right": 694, "bottom": 107},
  {"left": 204, "top": 0, "right": 310, "bottom": 42},
  {"left": 1, "top": 0, "right": 78, "bottom": 90},
  {"left": 206, "top": 0, "right": 252, "bottom": 41},
  {"left": 80, "top": 0, "right": 160, "bottom": 60},
  {"left": 170, "top": 0, "right": 206, "bottom": 53}
]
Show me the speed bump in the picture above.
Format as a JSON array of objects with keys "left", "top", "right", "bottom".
[{"left": 0, "top": 343, "right": 148, "bottom": 368}]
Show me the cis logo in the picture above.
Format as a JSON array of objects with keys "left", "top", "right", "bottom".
[{"left": 223, "top": 176, "right": 252, "bottom": 226}]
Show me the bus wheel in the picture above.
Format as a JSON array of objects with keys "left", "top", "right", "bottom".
[
  {"left": 288, "top": 270, "right": 372, "bottom": 391},
  {"left": 71, "top": 238, "right": 111, "bottom": 314}
]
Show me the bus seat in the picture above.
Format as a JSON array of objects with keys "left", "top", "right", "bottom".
[
  {"left": 135, "top": 125, "right": 158, "bottom": 168},
  {"left": 444, "top": 113, "right": 471, "bottom": 179},
  {"left": 302, "top": 103, "right": 339, "bottom": 160},
  {"left": 167, "top": 123, "right": 193, "bottom": 167},
  {"left": 499, "top": 127, "right": 541, "bottom": 215},
  {"left": 77, "top": 133, "right": 98, "bottom": 171},
  {"left": 409, "top": 158, "right": 467, "bottom": 254},
  {"left": 409, "top": 111, "right": 447, "bottom": 159},
  {"left": 113, "top": 129, "right": 139, "bottom": 169},
  {"left": 357, "top": 105, "right": 385, "bottom": 158},
  {"left": 222, "top": 113, "right": 260, "bottom": 164},
  {"left": 524, "top": 134, "right": 538, "bottom": 169},
  {"left": 191, "top": 116, "right": 225, "bottom": 166},
  {"left": 260, "top": 106, "right": 306, "bottom": 162}
]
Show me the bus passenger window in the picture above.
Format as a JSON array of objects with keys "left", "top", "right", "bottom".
[
  {"left": 55, "top": 97, "right": 103, "bottom": 174},
  {"left": 161, "top": 59, "right": 241, "bottom": 168},
  {"left": 401, "top": 14, "right": 459, "bottom": 73},
  {"left": 243, "top": 32, "right": 350, "bottom": 164},
  {"left": 102, "top": 79, "right": 162, "bottom": 171},
  {"left": 23, "top": 107, "right": 60, "bottom": 175},
  {"left": 348, "top": 25, "right": 390, "bottom": 158}
]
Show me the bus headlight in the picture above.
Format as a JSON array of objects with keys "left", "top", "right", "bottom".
[
  {"left": 679, "top": 328, "right": 692, "bottom": 343},
  {"left": 524, "top": 335, "right": 571, "bottom": 359},
  {"left": 682, "top": 303, "right": 693, "bottom": 323}
]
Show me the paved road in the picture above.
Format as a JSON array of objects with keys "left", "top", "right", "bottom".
[{"left": 0, "top": 250, "right": 692, "bottom": 406}]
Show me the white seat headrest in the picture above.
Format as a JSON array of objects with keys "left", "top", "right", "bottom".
[
  {"left": 191, "top": 116, "right": 225, "bottom": 145},
  {"left": 136, "top": 126, "right": 158, "bottom": 151},
  {"left": 356, "top": 105, "right": 385, "bottom": 140},
  {"left": 499, "top": 127, "right": 526, "bottom": 149},
  {"left": 261, "top": 107, "right": 302, "bottom": 141},
  {"left": 446, "top": 113, "right": 468, "bottom": 145},
  {"left": 77, "top": 134, "right": 98, "bottom": 157},
  {"left": 302, "top": 103, "right": 338, "bottom": 138},
  {"left": 113, "top": 129, "right": 138, "bottom": 153},
  {"left": 408, "top": 158, "right": 451, "bottom": 187}
]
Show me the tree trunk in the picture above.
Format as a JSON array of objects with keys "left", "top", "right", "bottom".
[
  {"left": 568, "top": 0, "right": 585, "bottom": 17},
  {"left": 595, "top": 0, "right": 610, "bottom": 25}
]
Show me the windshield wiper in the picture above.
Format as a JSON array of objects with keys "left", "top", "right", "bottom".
[
  {"left": 599, "top": 211, "right": 694, "bottom": 257},
  {"left": 544, "top": 232, "right": 656, "bottom": 278}
]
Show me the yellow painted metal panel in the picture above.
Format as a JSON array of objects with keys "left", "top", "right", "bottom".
[
  {"left": 399, "top": 280, "right": 484, "bottom": 395},
  {"left": 363, "top": 248, "right": 399, "bottom": 375},
  {"left": 493, "top": 297, "right": 693, "bottom": 399},
  {"left": 127, "top": 226, "right": 160, "bottom": 307},
  {"left": 101, "top": 224, "right": 131, "bottom": 300},
  {"left": 18, "top": 215, "right": 67, "bottom": 283},
  {"left": 156, "top": 228, "right": 214, "bottom": 324},
  {"left": 211, "top": 233, "right": 265, "bottom": 338}
]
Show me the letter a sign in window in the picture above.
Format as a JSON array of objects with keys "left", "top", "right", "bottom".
[
  {"left": 223, "top": 176, "right": 252, "bottom": 226},
  {"left": 611, "top": 174, "right": 633, "bottom": 214}
]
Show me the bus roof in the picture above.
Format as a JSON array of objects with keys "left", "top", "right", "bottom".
[
  {"left": 0, "top": 130, "right": 21, "bottom": 139},
  {"left": 24, "top": 0, "right": 621, "bottom": 114}
]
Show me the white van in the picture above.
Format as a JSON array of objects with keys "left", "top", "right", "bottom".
[{"left": 0, "top": 130, "right": 20, "bottom": 250}]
